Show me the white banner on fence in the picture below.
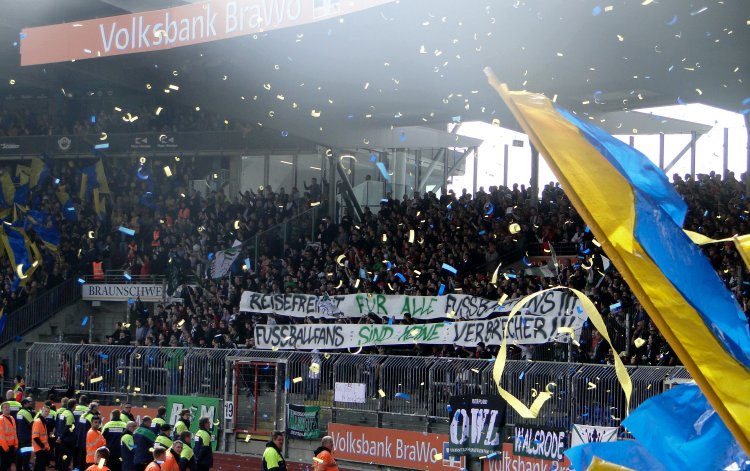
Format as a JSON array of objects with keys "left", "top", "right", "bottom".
[
  {"left": 240, "top": 290, "right": 582, "bottom": 321},
  {"left": 333, "top": 383, "right": 367, "bottom": 403},
  {"left": 254, "top": 313, "right": 584, "bottom": 350},
  {"left": 82, "top": 284, "right": 164, "bottom": 302},
  {"left": 569, "top": 424, "right": 619, "bottom": 447}
]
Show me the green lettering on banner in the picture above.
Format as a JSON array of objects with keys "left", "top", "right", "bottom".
[
  {"left": 354, "top": 294, "right": 389, "bottom": 315},
  {"left": 398, "top": 323, "right": 443, "bottom": 342},
  {"left": 166, "top": 395, "right": 221, "bottom": 450},
  {"left": 357, "top": 325, "right": 395, "bottom": 345},
  {"left": 400, "top": 296, "right": 438, "bottom": 317}
]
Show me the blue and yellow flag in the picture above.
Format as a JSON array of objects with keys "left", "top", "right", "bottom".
[
  {"left": 0, "top": 172, "right": 15, "bottom": 208},
  {"left": 29, "top": 156, "right": 49, "bottom": 189},
  {"left": 80, "top": 160, "right": 110, "bottom": 202},
  {"left": 486, "top": 71, "right": 750, "bottom": 454}
]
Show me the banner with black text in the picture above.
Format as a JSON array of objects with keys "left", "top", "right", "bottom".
[
  {"left": 253, "top": 312, "right": 583, "bottom": 349},
  {"left": 240, "top": 290, "right": 583, "bottom": 321}
]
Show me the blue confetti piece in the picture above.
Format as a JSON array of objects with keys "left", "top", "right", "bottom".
[
  {"left": 522, "top": 256, "right": 532, "bottom": 267},
  {"left": 438, "top": 284, "right": 445, "bottom": 296},
  {"left": 281, "top": 131, "right": 288, "bottom": 137},
  {"left": 395, "top": 273, "right": 406, "bottom": 283},
  {"left": 208, "top": 253, "right": 215, "bottom": 261},
  {"left": 447, "top": 405, "right": 452, "bottom": 412},
  {"left": 591, "top": 5, "right": 602, "bottom": 16},
  {"left": 519, "top": 371, "right": 525, "bottom": 381},
  {"left": 94, "top": 143, "right": 109, "bottom": 150},
  {"left": 78, "top": 278, "right": 86, "bottom": 284},
  {"left": 388, "top": 318, "right": 394, "bottom": 325},
  {"left": 478, "top": 230, "right": 486, "bottom": 236},
  {"left": 118, "top": 226, "right": 135, "bottom": 236},
  {"left": 486, "top": 452, "right": 498, "bottom": 459},
  {"left": 124, "top": 273, "right": 132, "bottom": 281},
  {"left": 81, "top": 316, "right": 89, "bottom": 326},
  {"left": 666, "top": 15, "right": 678, "bottom": 25},
  {"left": 90, "top": 115, "right": 96, "bottom": 124},
  {"left": 370, "top": 153, "right": 378, "bottom": 163},
  {"left": 19, "top": 447, "right": 33, "bottom": 454},
  {"left": 441, "top": 263, "right": 457, "bottom": 275},
  {"left": 128, "top": 298, "right": 134, "bottom": 305},
  {"left": 359, "top": 268, "right": 367, "bottom": 279},
  {"left": 244, "top": 258, "right": 251, "bottom": 270},
  {"left": 742, "top": 98, "right": 750, "bottom": 106},
  {"left": 581, "top": 413, "right": 589, "bottom": 417},
  {"left": 386, "top": 261, "right": 392, "bottom": 270},
  {"left": 584, "top": 226, "right": 590, "bottom": 233},
  {"left": 284, "top": 378, "right": 291, "bottom": 390},
  {"left": 99, "top": 353, "right": 109, "bottom": 359},
  {"left": 395, "top": 392, "right": 411, "bottom": 400},
  {"left": 484, "top": 203, "right": 494, "bottom": 215},
  {"left": 609, "top": 302, "right": 621, "bottom": 311},
  {"left": 376, "top": 162, "right": 390, "bottom": 181},
  {"left": 576, "top": 306, "right": 584, "bottom": 314},
  {"left": 399, "top": 131, "right": 406, "bottom": 142},
  {"left": 19, "top": 32, "right": 27, "bottom": 39},
  {"left": 506, "top": 273, "right": 516, "bottom": 279},
  {"left": 451, "top": 115, "right": 461, "bottom": 122},
  {"left": 373, "top": 274, "right": 378, "bottom": 283},
  {"left": 54, "top": 178, "right": 60, "bottom": 185}
]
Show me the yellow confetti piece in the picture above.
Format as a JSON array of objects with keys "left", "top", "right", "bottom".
[
  {"left": 509, "top": 223, "right": 521, "bottom": 234},
  {"left": 592, "top": 239, "right": 601, "bottom": 247},
  {"left": 641, "top": 0, "right": 653, "bottom": 4},
  {"left": 90, "top": 376, "right": 103, "bottom": 383},
  {"left": 696, "top": 88, "right": 703, "bottom": 95},
  {"left": 498, "top": 293, "right": 508, "bottom": 306},
  {"left": 647, "top": 384, "right": 652, "bottom": 390},
  {"left": 309, "top": 363, "right": 321, "bottom": 374},
  {"left": 433, "top": 453, "right": 443, "bottom": 461},
  {"left": 587, "top": 382, "right": 597, "bottom": 390},
  {"left": 163, "top": 166, "right": 172, "bottom": 177},
  {"left": 310, "top": 109, "right": 321, "bottom": 118},
  {"left": 557, "top": 327, "right": 580, "bottom": 347},
  {"left": 604, "top": 5, "right": 614, "bottom": 12},
  {"left": 409, "top": 229, "right": 415, "bottom": 243},
  {"left": 336, "top": 254, "right": 346, "bottom": 266},
  {"left": 634, "top": 338, "right": 646, "bottom": 348},
  {"left": 378, "top": 389, "right": 386, "bottom": 398},
  {"left": 617, "top": 34, "right": 624, "bottom": 42},
  {"left": 324, "top": 353, "right": 331, "bottom": 359},
  {"left": 245, "top": 434, "right": 251, "bottom": 442},
  {"left": 382, "top": 234, "right": 387, "bottom": 242},
  {"left": 292, "top": 377, "right": 303, "bottom": 384},
  {"left": 491, "top": 262, "right": 502, "bottom": 285},
  {"left": 134, "top": 387, "right": 141, "bottom": 392},
  {"left": 490, "top": 286, "right": 632, "bottom": 419},
  {"left": 313, "top": 457, "right": 325, "bottom": 464},
  {"left": 471, "top": 368, "right": 479, "bottom": 374},
  {"left": 531, "top": 388, "right": 538, "bottom": 398},
  {"left": 447, "top": 310, "right": 456, "bottom": 319}
]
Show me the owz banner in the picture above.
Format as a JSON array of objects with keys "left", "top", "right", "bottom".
[{"left": 446, "top": 395, "right": 506, "bottom": 457}]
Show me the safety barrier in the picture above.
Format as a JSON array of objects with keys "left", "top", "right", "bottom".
[
  {"left": 27, "top": 343, "right": 692, "bottom": 435},
  {"left": 0, "top": 277, "right": 81, "bottom": 347}
]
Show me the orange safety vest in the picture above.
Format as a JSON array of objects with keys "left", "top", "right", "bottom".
[
  {"left": 92, "top": 261, "right": 104, "bottom": 280},
  {"left": 313, "top": 448, "right": 339, "bottom": 471},
  {"left": 0, "top": 414, "right": 17, "bottom": 452},
  {"left": 145, "top": 461, "right": 162, "bottom": 471},
  {"left": 162, "top": 450, "right": 179, "bottom": 471},
  {"left": 31, "top": 417, "right": 48, "bottom": 452},
  {"left": 86, "top": 428, "right": 106, "bottom": 464}
]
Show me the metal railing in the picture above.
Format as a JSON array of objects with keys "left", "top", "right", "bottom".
[
  {"left": 27, "top": 343, "right": 693, "bottom": 436},
  {"left": 243, "top": 205, "right": 324, "bottom": 264},
  {"left": 0, "top": 278, "right": 81, "bottom": 347}
]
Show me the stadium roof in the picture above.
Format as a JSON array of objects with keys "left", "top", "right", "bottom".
[{"left": 0, "top": 0, "right": 745, "bottom": 148}]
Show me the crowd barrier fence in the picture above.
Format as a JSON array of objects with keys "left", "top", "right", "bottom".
[{"left": 27, "top": 343, "right": 691, "bottom": 442}]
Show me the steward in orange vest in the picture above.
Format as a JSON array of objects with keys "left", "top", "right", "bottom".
[
  {"left": 86, "top": 416, "right": 106, "bottom": 468},
  {"left": 0, "top": 402, "right": 18, "bottom": 471},
  {"left": 32, "top": 405, "right": 51, "bottom": 471}
]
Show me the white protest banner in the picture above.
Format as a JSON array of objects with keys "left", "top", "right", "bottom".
[
  {"left": 333, "top": 383, "right": 366, "bottom": 403},
  {"left": 240, "top": 290, "right": 583, "bottom": 321},
  {"left": 253, "top": 313, "right": 584, "bottom": 350},
  {"left": 569, "top": 424, "right": 619, "bottom": 447},
  {"left": 209, "top": 247, "right": 240, "bottom": 279}
]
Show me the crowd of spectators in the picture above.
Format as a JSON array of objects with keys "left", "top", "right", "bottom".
[
  {"left": 5, "top": 141, "right": 750, "bottom": 369},
  {"left": 0, "top": 99, "right": 252, "bottom": 137}
]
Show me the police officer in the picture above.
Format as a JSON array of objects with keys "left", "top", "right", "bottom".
[
  {"left": 15, "top": 398, "right": 34, "bottom": 471},
  {"left": 172, "top": 410, "right": 190, "bottom": 441},
  {"left": 193, "top": 418, "right": 212, "bottom": 471},
  {"left": 120, "top": 422, "right": 137, "bottom": 471},
  {"left": 55, "top": 398, "right": 76, "bottom": 471},
  {"left": 102, "top": 410, "right": 127, "bottom": 471}
]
